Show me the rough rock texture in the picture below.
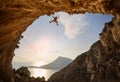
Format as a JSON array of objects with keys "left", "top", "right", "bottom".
[
  {"left": 48, "top": 41, "right": 120, "bottom": 82},
  {"left": 48, "top": 14, "right": 120, "bottom": 82},
  {"left": 14, "top": 67, "right": 46, "bottom": 82},
  {"left": 0, "top": 0, "right": 120, "bottom": 82},
  {"left": 48, "top": 15, "right": 120, "bottom": 82},
  {"left": 48, "top": 51, "right": 88, "bottom": 82}
]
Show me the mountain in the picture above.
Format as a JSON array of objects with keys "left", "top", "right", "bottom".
[{"left": 39, "top": 56, "right": 73, "bottom": 69}]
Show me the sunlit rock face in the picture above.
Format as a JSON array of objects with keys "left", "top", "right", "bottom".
[
  {"left": 100, "top": 15, "right": 120, "bottom": 54},
  {"left": 48, "top": 41, "right": 120, "bottom": 82},
  {"left": 0, "top": 0, "right": 120, "bottom": 82}
]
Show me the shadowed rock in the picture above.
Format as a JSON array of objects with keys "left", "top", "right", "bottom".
[
  {"left": 14, "top": 67, "right": 46, "bottom": 82},
  {"left": 0, "top": 0, "right": 120, "bottom": 82}
]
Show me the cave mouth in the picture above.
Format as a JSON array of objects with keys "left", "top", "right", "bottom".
[
  {"left": 1, "top": 0, "right": 120, "bottom": 82},
  {"left": 12, "top": 12, "right": 113, "bottom": 80}
]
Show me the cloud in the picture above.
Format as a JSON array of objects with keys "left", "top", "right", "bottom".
[{"left": 58, "top": 12, "right": 88, "bottom": 39}]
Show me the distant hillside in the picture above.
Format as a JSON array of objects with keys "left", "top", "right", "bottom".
[{"left": 38, "top": 56, "right": 73, "bottom": 69}]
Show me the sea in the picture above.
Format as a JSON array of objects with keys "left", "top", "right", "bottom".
[
  {"left": 28, "top": 68, "right": 59, "bottom": 80},
  {"left": 13, "top": 64, "right": 120, "bottom": 82},
  {"left": 13, "top": 64, "right": 59, "bottom": 80},
  {"left": 29, "top": 68, "right": 120, "bottom": 82},
  {"left": 13, "top": 67, "right": 120, "bottom": 82}
]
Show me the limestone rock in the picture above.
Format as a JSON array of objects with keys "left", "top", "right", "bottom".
[
  {"left": 15, "top": 67, "right": 30, "bottom": 77},
  {"left": 14, "top": 67, "right": 46, "bottom": 82},
  {"left": 0, "top": 0, "right": 120, "bottom": 82},
  {"left": 48, "top": 40, "right": 120, "bottom": 82},
  {"left": 48, "top": 53, "right": 88, "bottom": 82}
]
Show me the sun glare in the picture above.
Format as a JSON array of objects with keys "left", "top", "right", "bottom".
[
  {"left": 29, "top": 61, "right": 47, "bottom": 78},
  {"left": 31, "top": 68, "right": 47, "bottom": 78},
  {"left": 34, "top": 61, "right": 47, "bottom": 66}
]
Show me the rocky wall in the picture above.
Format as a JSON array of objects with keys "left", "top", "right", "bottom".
[{"left": 0, "top": 0, "right": 120, "bottom": 82}]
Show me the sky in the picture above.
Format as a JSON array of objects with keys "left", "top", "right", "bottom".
[{"left": 13, "top": 12, "right": 113, "bottom": 68}]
